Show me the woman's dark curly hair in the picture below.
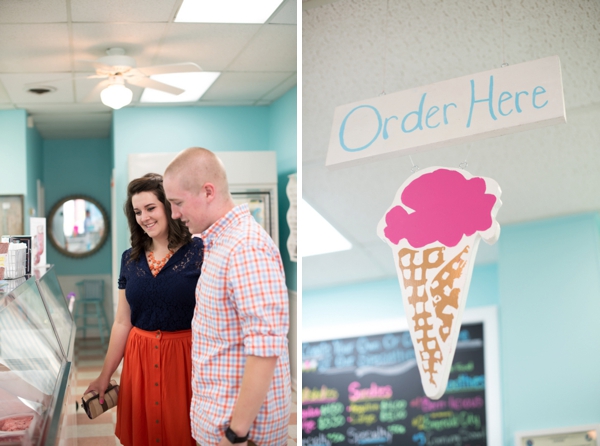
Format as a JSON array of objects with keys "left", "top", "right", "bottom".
[{"left": 124, "top": 173, "right": 192, "bottom": 261}]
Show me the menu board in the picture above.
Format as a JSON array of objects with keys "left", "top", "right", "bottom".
[{"left": 302, "top": 322, "right": 490, "bottom": 446}]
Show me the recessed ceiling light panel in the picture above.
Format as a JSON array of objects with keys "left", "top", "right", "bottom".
[
  {"left": 301, "top": 199, "right": 352, "bottom": 257},
  {"left": 175, "top": 0, "right": 285, "bottom": 24}
]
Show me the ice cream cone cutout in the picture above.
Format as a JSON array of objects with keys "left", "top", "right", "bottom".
[{"left": 377, "top": 167, "right": 501, "bottom": 400}]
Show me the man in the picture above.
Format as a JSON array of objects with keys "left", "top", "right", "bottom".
[{"left": 163, "top": 147, "right": 291, "bottom": 446}]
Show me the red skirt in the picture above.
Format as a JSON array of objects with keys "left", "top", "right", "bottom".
[{"left": 115, "top": 327, "right": 195, "bottom": 446}]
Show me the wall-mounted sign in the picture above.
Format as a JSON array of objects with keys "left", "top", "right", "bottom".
[
  {"left": 377, "top": 167, "right": 501, "bottom": 399},
  {"left": 327, "top": 56, "right": 566, "bottom": 168}
]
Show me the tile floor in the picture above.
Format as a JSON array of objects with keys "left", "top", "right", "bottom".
[{"left": 60, "top": 338, "right": 297, "bottom": 445}]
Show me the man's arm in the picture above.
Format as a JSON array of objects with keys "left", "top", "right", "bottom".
[{"left": 219, "top": 356, "right": 278, "bottom": 445}]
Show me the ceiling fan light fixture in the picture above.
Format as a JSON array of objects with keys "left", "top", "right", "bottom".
[
  {"left": 101, "top": 78, "right": 133, "bottom": 110},
  {"left": 140, "top": 72, "right": 220, "bottom": 104},
  {"left": 175, "top": 0, "right": 284, "bottom": 23}
]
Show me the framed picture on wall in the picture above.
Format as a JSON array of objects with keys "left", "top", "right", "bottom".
[
  {"left": 515, "top": 424, "right": 600, "bottom": 446},
  {"left": 231, "top": 191, "right": 272, "bottom": 236},
  {"left": 0, "top": 195, "right": 24, "bottom": 237}
]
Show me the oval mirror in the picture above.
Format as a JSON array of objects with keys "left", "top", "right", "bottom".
[{"left": 48, "top": 196, "right": 109, "bottom": 258}]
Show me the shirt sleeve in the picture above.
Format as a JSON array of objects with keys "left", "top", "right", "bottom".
[{"left": 228, "top": 242, "right": 289, "bottom": 357}]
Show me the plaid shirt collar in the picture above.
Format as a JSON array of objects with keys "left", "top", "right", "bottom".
[{"left": 201, "top": 203, "right": 249, "bottom": 250}]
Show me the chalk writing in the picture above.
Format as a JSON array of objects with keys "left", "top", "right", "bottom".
[
  {"left": 347, "top": 403, "right": 380, "bottom": 414},
  {"left": 387, "top": 424, "right": 407, "bottom": 435},
  {"left": 303, "top": 419, "right": 317, "bottom": 434},
  {"left": 445, "top": 374, "right": 485, "bottom": 392},
  {"left": 347, "top": 413, "right": 378, "bottom": 426},
  {"left": 448, "top": 395, "right": 484, "bottom": 411},
  {"left": 303, "top": 386, "right": 339, "bottom": 404},
  {"left": 320, "top": 402, "right": 344, "bottom": 416},
  {"left": 451, "top": 360, "right": 474, "bottom": 373},
  {"left": 410, "top": 396, "right": 447, "bottom": 413},
  {"left": 318, "top": 415, "right": 345, "bottom": 431},
  {"left": 326, "top": 432, "right": 345, "bottom": 443},
  {"left": 412, "top": 411, "right": 482, "bottom": 432},
  {"left": 303, "top": 406, "right": 321, "bottom": 419},
  {"left": 302, "top": 433, "right": 331, "bottom": 446},
  {"left": 380, "top": 399, "right": 408, "bottom": 423},
  {"left": 346, "top": 426, "right": 393, "bottom": 445},
  {"left": 348, "top": 382, "right": 393, "bottom": 402}
]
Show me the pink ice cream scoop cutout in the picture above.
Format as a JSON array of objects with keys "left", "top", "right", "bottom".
[{"left": 377, "top": 166, "right": 501, "bottom": 400}]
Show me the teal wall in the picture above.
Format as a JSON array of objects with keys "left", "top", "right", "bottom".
[
  {"left": 43, "top": 139, "right": 112, "bottom": 275},
  {"left": 113, "top": 99, "right": 297, "bottom": 290},
  {"left": 26, "top": 124, "right": 43, "bottom": 231},
  {"left": 498, "top": 213, "right": 600, "bottom": 440},
  {"left": 303, "top": 212, "right": 600, "bottom": 444},
  {"left": 0, "top": 110, "right": 28, "bottom": 234},
  {"left": 269, "top": 87, "right": 297, "bottom": 291}
]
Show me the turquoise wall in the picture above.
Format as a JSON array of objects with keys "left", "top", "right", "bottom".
[
  {"left": 269, "top": 87, "right": 297, "bottom": 291},
  {"left": 43, "top": 139, "right": 112, "bottom": 275},
  {"left": 303, "top": 212, "right": 600, "bottom": 444},
  {"left": 26, "top": 124, "right": 43, "bottom": 231},
  {"left": 0, "top": 110, "right": 28, "bottom": 234},
  {"left": 498, "top": 213, "right": 600, "bottom": 441}
]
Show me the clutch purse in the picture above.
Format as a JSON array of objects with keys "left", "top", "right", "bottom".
[{"left": 81, "top": 380, "right": 119, "bottom": 419}]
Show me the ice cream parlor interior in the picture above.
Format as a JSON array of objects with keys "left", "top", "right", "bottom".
[
  {"left": 0, "top": 1, "right": 297, "bottom": 444},
  {"left": 302, "top": 0, "right": 600, "bottom": 445}
]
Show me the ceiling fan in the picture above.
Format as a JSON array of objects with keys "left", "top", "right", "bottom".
[{"left": 31, "top": 47, "right": 203, "bottom": 109}]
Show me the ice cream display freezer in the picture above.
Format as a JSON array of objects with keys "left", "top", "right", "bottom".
[{"left": 0, "top": 267, "right": 76, "bottom": 446}]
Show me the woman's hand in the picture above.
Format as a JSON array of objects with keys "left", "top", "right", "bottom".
[{"left": 84, "top": 375, "right": 111, "bottom": 404}]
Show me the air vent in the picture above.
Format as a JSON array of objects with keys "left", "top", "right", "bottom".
[{"left": 27, "top": 86, "right": 56, "bottom": 95}]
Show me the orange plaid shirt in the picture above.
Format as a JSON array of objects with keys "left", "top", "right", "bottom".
[{"left": 190, "top": 204, "right": 291, "bottom": 445}]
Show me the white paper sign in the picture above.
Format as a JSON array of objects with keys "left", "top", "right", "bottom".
[{"left": 327, "top": 56, "right": 566, "bottom": 168}]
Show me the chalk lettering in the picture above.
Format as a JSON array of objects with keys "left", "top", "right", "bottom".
[
  {"left": 302, "top": 386, "right": 339, "bottom": 404},
  {"left": 446, "top": 374, "right": 485, "bottom": 392},
  {"left": 302, "top": 419, "right": 317, "bottom": 434},
  {"left": 302, "top": 406, "right": 321, "bottom": 419},
  {"left": 387, "top": 424, "right": 407, "bottom": 435},
  {"left": 320, "top": 402, "right": 344, "bottom": 417},
  {"left": 450, "top": 360, "right": 474, "bottom": 373},
  {"left": 332, "top": 339, "right": 354, "bottom": 355},
  {"left": 347, "top": 403, "right": 380, "bottom": 414},
  {"left": 326, "top": 432, "right": 345, "bottom": 443},
  {"left": 347, "top": 413, "right": 377, "bottom": 426},
  {"left": 411, "top": 411, "right": 482, "bottom": 432},
  {"left": 356, "top": 337, "right": 381, "bottom": 354},
  {"left": 381, "top": 333, "right": 401, "bottom": 350},
  {"left": 448, "top": 395, "right": 484, "bottom": 411},
  {"left": 346, "top": 426, "right": 393, "bottom": 445},
  {"left": 318, "top": 414, "right": 345, "bottom": 431},
  {"left": 302, "top": 433, "right": 331, "bottom": 446},
  {"left": 334, "top": 354, "right": 355, "bottom": 368},
  {"left": 348, "top": 381, "right": 393, "bottom": 402},
  {"left": 410, "top": 396, "right": 447, "bottom": 413}
]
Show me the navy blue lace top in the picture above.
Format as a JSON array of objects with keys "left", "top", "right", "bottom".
[{"left": 117, "top": 237, "right": 203, "bottom": 331}]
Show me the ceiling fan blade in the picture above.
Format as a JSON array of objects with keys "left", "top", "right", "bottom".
[
  {"left": 134, "top": 62, "right": 202, "bottom": 76},
  {"left": 126, "top": 77, "right": 184, "bottom": 95},
  {"left": 81, "top": 79, "right": 112, "bottom": 103}
]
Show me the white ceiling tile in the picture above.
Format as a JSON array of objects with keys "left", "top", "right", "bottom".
[
  {"left": 196, "top": 100, "right": 257, "bottom": 106},
  {"left": 0, "top": 0, "right": 68, "bottom": 23},
  {"left": 156, "top": 24, "right": 261, "bottom": 71},
  {"left": 228, "top": 24, "right": 296, "bottom": 72},
  {"left": 0, "top": 80, "right": 11, "bottom": 103},
  {"left": 70, "top": 0, "right": 178, "bottom": 22},
  {"left": 270, "top": 0, "right": 297, "bottom": 25},
  {"left": 0, "top": 73, "right": 74, "bottom": 103},
  {"left": 0, "top": 24, "right": 71, "bottom": 72},
  {"left": 261, "top": 73, "right": 296, "bottom": 101},
  {"left": 202, "top": 72, "right": 291, "bottom": 101},
  {"left": 71, "top": 23, "right": 168, "bottom": 67}
]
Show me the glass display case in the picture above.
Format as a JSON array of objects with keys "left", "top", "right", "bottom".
[{"left": 0, "top": 267, "right": 76, "bottom": 446}]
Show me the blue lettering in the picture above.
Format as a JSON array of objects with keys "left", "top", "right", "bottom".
[
  {"left": 443, "top": 103, "right": 457, "bottom": 125},
  {"left": 515, "top": 90, "right": 529, "bottom": 113},
  {"left": 401, "top": 93, "right": 427, "bottom": 133},
  {"left": 498, "top": 91, "right": 513, "bottom": 116},
  {"left": 467, "top": 75, "right": 497, "bottom": 128},
  {"left": 425, "top": 106, "right": 440, "bottom": 128},
  {"left": 383, "top": 115, "right": 398, "bottom": 139},
  {"left": 339, "top": 105, "right": 382, "bottom": 152},
  {"left": 532, "top": 86, "right": 548, "bottom": 108}
]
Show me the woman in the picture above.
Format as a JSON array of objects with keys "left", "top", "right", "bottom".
[{"left": 85, "top": 173, "right": 203, "bottom": 446}]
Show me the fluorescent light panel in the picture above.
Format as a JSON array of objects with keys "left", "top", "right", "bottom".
[
  {"left": 301, "top": 199, "right": 352, "bottom": 257},
  {"left": 175, "top": 0, "right": 284, "bottom": 24},
  {"left": 140, "top": 72, "right": 220, "bottom": 103}
]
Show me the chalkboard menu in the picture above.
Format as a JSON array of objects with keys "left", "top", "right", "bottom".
[{"left": 302, "top": 323, "right": 488, "bottom": 446}]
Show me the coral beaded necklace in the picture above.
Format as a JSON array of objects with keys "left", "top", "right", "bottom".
[{"left": 147, "top": 250, "right": 174, "bottom": 277}]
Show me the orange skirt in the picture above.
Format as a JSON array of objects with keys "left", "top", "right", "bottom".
[{"left": 115, "top": 327, "right": 195, "bottom": 446}]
